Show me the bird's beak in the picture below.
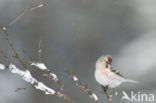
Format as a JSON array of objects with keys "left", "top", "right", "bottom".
[{"left": 106, "top": 61, "right": 110, "bottom": 64}]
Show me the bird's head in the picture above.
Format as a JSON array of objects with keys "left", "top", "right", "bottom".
[{"left": 96, "top": 55, "right": 112, "bottom": 69}]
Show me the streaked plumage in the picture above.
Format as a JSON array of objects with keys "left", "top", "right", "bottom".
[{"left": 95, "top": 55, "right": 138, "bottom": 88}]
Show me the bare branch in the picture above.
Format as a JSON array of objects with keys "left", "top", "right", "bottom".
[
  {"left": 30, "top": 4, "right": 44, "bottom": 11},
  {"left": 7, "top": 3, "right": 44, "bottom": 27},
  {"left": 66, "top": 71, "right": 98, "bottom": 103},
  {"left": 0, "top": 48, "right": 11, "bottom": 64},
  {"left": 0, "top": 27, "right": 27, "bottom": 68},
  {"left": 38, "top": 40, "right": 42, "bottom": 62},
  {"left": 14, "top": 87, "right": 27, "bottom": 92},
  {"left": 8, "top": 12, "right": 25, "bottom": 27}
]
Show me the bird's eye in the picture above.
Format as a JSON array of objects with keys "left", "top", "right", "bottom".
[{"left": 108, "top": 57, "right": 112, "bottom": 63}]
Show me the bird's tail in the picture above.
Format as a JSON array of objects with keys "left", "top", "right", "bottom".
[{"left": 126, "top": 79, "right": 139, "bottom": 83}]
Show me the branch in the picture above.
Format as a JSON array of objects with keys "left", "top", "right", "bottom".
[
  {"left": 0, "top": 63, "right": 75, "bottom": 103},
  {"left": 66, "top": 71, "right": 98, "bottom": 103},
  {"left": 38, "top": 40, "right": 42, "bottom": 62},
  {"left": 31, "top": 62, "right": 64, "bottom": 90},
  {"left": 30, "top": 62, "right": 76, "bottom": 103},
  {"left": 104, "top": 92, "right": 112, "bottom": 103},
  {"left": 7, "top": 3, "right": 44, "bottom": 27},
  {"left": 0, "top": 26, "right": 27, "bottom": 68}
]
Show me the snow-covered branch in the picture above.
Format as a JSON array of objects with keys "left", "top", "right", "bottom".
[
  {"left": 31, "top": 62, "right": 64, "bottom": 90},
  {"left": 31, "top": 62, "right": 48, "bottom": 70},
  {"left": 0, "top": 63, "right": 75, "bottom": 103},
  {"left": 0, "top": 63, "right": 55, "bottom": 94}
]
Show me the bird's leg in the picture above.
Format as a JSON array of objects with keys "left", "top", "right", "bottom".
[
  {"left": 101, "top": 85, "right": 112, "bottom": 103},
  {"left": 101, "top": 85, "right": 108, "bottom": 93}
]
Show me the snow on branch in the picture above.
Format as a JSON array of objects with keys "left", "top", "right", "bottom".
[
  {"left": 0, "top": 63, "right": 55, "bottom": 94},
  {"left": 0, "top": 63, "right": 75, "bottom": 103},
  {"left": 0, "top": 64, "right": 5, "bottom": 70},
  {"left": 31, "top": 62, "right": 47, "bottom": 70},
  {"left": 31, "top": 62, "right": 63, "bottom": 90}
]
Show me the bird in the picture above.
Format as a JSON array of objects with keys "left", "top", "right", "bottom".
[{"left": 95, "top": 55, "right": 138, "bottom": 92}]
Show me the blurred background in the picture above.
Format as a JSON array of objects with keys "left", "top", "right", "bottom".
[{"left": 0, "top": 0, "right": 156, "bottom": 103}]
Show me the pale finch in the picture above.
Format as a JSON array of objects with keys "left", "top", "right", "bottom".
[{"left": 95, "top": 55, "right": 138, "bottom": 92}]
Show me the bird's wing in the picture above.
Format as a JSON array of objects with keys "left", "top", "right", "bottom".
[{"left": 110, "top": 67, "right": 125, "bottom": 78}]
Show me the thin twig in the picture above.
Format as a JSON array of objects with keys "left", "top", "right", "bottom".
[
  {"left": 30, "top": 4, "right": 44, "bottom": 11},
  {"left": 0, "top": 49, "right": 11, "bottom": 64},
  {"left": 22, "top": 50, "right": 34, "bottom": 62},
  {"left": 66, "top": 71, "right": 98, "bottom": 103},
  {"left": 38, "top": 40, "right": 42, "bottom": 62},
  {"left": 6, "top": 3, "right": 44, "bottom": 28},
  {"left": 7, "top": 12, "right": 25, "bottom": 27},
  {"left": 14, "top": 87, "right": 27, "bottom": 92},
  {"left": 0, "top": 26, "right": 27, "bottom": 68}
]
